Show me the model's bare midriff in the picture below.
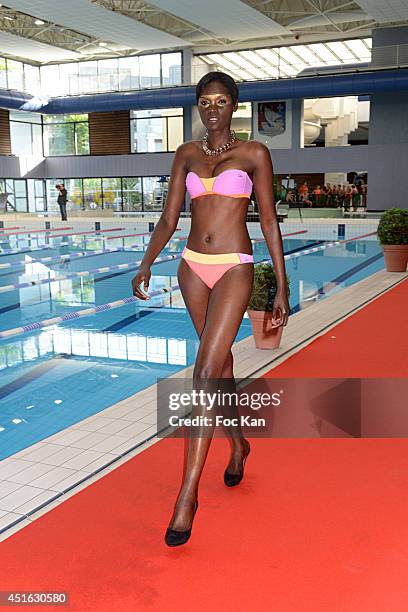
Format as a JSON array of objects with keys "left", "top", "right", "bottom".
[{"left": 187, "top": 195, "right": 252, "bottom": 254}]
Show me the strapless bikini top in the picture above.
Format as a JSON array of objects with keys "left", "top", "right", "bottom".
[{"left": 186, "top": 169, "right": 253, "bottom": 200}]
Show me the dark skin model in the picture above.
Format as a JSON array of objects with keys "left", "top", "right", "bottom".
[{"left": 132, "top": 80, "right": 289, "bottom": 534}]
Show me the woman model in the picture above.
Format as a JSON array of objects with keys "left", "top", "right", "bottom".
[{"left": 132, "top": 71, "right": 289, "bottom": 547}]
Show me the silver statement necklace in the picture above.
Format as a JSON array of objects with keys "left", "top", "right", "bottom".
[{"left": 202, "top": 130, "right": 236, "bottom": 157}]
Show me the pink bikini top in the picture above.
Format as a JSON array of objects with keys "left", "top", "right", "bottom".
[{"left": 186, "top": 169, "right": 253, "bottom": 200}]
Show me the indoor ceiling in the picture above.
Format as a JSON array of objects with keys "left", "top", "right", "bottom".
[{"left": 0, "top": 0, "right": 407, "bottom": 64}]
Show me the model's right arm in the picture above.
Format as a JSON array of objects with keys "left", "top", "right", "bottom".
[{"left": 131, "top": 144, "right": 188, "bottom": 300}]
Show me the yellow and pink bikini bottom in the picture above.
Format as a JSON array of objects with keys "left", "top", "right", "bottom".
[{"left": 181, "top": 246, "right": 254, "bottom": 289}]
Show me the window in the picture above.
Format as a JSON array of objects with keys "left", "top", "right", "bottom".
[
  {"left": 83, "top": 178, "right": 102, "bottom": 210},
  {"left": 0, "top": 58, "right": 6, "bottom": 88},
  {"left": 232, "top": 102, "right": 252, "bottom": 141},
  {"left": 119, "top": 57, "right": 140, "bottom": 90},
  {"left": 12, "top": 180, "right": 28, "bottom": 212},
  {"left": 122, "top": 178, "right": 142, "bottom": 211},
  {"left": 130, "top": 108, "right": 183, "bottom": 153},
  {"left": 143, "top": 176, "right": 168, "bottom": 211},
  {"left": 78, "top": 61, "right": 98, "bottom": 94},
  {"left": 41, "top": 65, "right": 63, "bottom": 96},
  {"left": 98, "top": 59, "right": 119, "bottom": 92},
  {"left": 63, "top": 178, "right": 83, "bottom": 210},
  {"left": 27, "top": 180, "right": 46, "bottom": 212},
  {"left": 43, "top": 114, "right": 89, "bottom": 156},
  {"left": 59, "top": 63, "right": 79, "bottom": 95},
  {"left": 102, "top": 178, "right": 122, "bottom": 210},
  {"left": 9, "top": 110, "right": 43, "bottom": 157},
  {"left": 303, "top": 97, "right": 370, "bottom": 147},
  {"left": 161, "top": 53, "right": 182, "bottom": 86},
  {"left": 6, "top": 176, "right": 186, "bottom": 214},
  {"left": 46, "top": 180, "right": 63, "bottom": 214},
  {"left": 7, "top": 60, "right": 24, "bottom": 91},
  {"left": 0, "top": 51, "right": 182, "bottom": 96},
  {"left": 24, "top": 64, "right": 41, "bottom": 95},
  {"left": 139, "top": 55, "right": 161, "bottom": 88}
]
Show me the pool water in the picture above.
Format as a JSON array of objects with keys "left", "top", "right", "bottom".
[{"left": 0, "top": 228, "right": 383, "bottom": 459}]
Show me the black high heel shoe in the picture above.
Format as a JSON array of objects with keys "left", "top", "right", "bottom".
[
  {"left": 165, "top": 499, "right": 199, "bottom": 547},
  {"left": 224, "top": 439, "right": 251, "bottom": 487}
]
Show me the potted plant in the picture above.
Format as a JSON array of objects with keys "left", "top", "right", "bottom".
[
  {"left": 377, "top": 208, "right": 408, "bottom": 272},
  {"left": 247, "top": 263, "right": 290, "bottom": 349}
]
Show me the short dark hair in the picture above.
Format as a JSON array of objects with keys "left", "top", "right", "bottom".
[{"left": 196, "top": 71, "right": 239, "bottom": 104}]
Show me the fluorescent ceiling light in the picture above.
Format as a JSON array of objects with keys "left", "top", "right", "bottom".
[{"left": 35, "top": 19, "right": 45, "bottom": 25}]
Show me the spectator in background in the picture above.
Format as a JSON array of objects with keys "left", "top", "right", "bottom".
[
  {"left": 313, "top": 185, "right": 322, "bottom": 206},
  {"left": 298, "top": 181, "right": 308, "bottom": 198},
  {"left": 336, "top": 185, "right": 344, "bottom": 208},
  {"left": 351, "top": 184, "right": 360, "bottom": 210},
  {"left": 56, "top": 183, "right": 68, "bottom": 221},
  {"left": 299, "top": 188, "right": 313, "bottom": 207},
  {"left": 344, "top": 186, "right": 352, "bottom": 210},
  {"left": 361, "top": 183, "right": 367, "bottom": 207}
]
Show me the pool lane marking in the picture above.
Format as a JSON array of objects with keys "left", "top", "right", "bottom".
[
  {"left": 0, "top": 227, "right": 124, "bottom": 243},
  {"left": 257, "top": 231, "right": 377, "bottom": 263},
  {"left": 0, "top": 240, "right": 183, "bottom": 273},
  {"left": 0, "top": 229, "right": 307, "bottom": 271},
  {"left": 0, "top": 227, "right": 74, "bottom": 237},
  {"left": 44, "top": 228, "right": 173, "bottom": 240},
  {"left": 0, "top": 228, "right": 180, "bottom": 257},
  {"left": 43, "top": 228, "right": 181, "bottom": 240},
  {"left": 0, "top": 244, "right": 54, "bottom": 257},
  {"left": 0, "top": 252, "right": 184, "bottom": 295},
  {"left": 0, "top": 283, "right": 182, "bottom": 339},
  {"left": 0, "top": 244, "right": 166, "bottom": 271}
]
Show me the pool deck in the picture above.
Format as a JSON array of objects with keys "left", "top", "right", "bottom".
[{"left": 1, "top": 265, "right": 406, "bottom": 541}]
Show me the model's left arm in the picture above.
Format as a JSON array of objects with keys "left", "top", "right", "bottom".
[{"left": 251, "top": 142, "right": 289, "bottom": 326}]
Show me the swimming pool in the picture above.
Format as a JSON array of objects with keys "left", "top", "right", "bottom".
[{"left": 0, "top": 224, "right": 383, "bottom": 459}]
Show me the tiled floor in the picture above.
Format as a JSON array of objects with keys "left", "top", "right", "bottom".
[{"left": 1, "top": 267, "right": 406, "bottom": 540}]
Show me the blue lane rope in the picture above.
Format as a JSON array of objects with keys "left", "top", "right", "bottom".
[
  {"left": 0, "top": 284, "right": 181, "bottom": 339},
  {"left": 0, "top": 252, "right": 183, "bottom": 295}
]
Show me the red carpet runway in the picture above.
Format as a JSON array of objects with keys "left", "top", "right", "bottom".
[{"left": 1, "top": 278, "right": 407, "bottom": 611}]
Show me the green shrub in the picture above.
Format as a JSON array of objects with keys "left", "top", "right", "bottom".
[
  {"left": 248, "top": 263, "right": 290, "bottom": 312},
  {"left": 377, "top": 208, "right": 408, "bottom": 245}
]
